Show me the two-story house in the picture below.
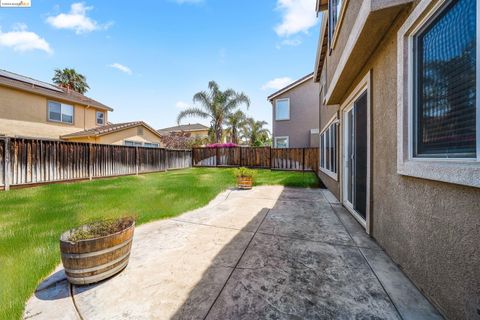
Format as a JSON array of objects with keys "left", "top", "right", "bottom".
[
  {"left": 314, "top": 0, "right": 479, "bottom": 319},
  {"left": 268, "top": 73, "right": 320, "bottom": 148},
  {"left": 0, "top": 69, "right": 164, "bottom": 147}
]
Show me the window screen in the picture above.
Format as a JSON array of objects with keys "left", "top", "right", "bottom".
[
  {"left": 413, "top": 0, "right": 476, "bottom": 158},
  {"left": 275, "top": 99, "right": 290, "bottom": 120}
]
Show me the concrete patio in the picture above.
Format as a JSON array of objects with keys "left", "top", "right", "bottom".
[{"left": 24, "top": 186, "right": 443, "bottom": 319}]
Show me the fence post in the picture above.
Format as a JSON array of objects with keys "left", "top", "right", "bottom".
[
  {"left": 4, "top": 138, "right": 10, "bottom": 191},
  {"left": 302, "top": 148, "right": 305, "bottom": 171},
  {"left": 88, "top": 144, "right": 93, "bottom": 180},
  {"left": 191, "top": 148, "right": 194, "bottom": 167},
  {"left": 269, "top": 147, "right": 272, "bottom": 169},
  {"left": 239, "top": 147, "right": 243, "bottom": 167},
  {"left": 216, "top": 147, "right": 219, "bottom": 167},
  {"left": 135, "top": 147, "right": 139, "bottom": 175},
  {"left": 165, "top": 149, "right": 169, "bottom": 172}
]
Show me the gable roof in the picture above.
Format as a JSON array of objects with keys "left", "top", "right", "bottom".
[
  {"left": 267, "top": 73, "right": 314, "bottom": 101},
  {"left": 0, "top": 69, "right": 113, "bottom": 111},
  {"left": 61, "top": 121, "right": 161, "bottom": 139},
  {"left": 158, "top": 123, "right": 209, "bottom": 133}
]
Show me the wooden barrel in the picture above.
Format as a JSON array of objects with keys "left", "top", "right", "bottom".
[
  {"left": 237, "top": 177, "right": 253, "bottom": 190},
  {"left": 59, "top": 220, "right": 135, "bottom": 285}
]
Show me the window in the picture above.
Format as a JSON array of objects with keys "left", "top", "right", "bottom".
[
  {"left": 397, "top": 0, "right": 479, "bottom": 187},
  {"left": 144, "top": 142, "right": 159, "bottom": 148},
  {"left": 275, "top": 98, "right": 290, "bottom": 120},
  {"left": 328, "top": 0, "right": 344, "bottom": 47},
  {"left": 413, "top": 0, "right": 477, "bottom": 159},
  {"left": 96, "top": 111, "right": 105, "bottom": 125},
  {"left": 48, "top": 101, "right": 73, "bottom": 124},
  {"left": 274, "top": 136, "right": 289, "bottom": 148},
  {"left": 320, "top": 121, "right": 338, "bottom": 178},
  {"left": 124, "top": 140, "right": 143, "bottom": 147}
]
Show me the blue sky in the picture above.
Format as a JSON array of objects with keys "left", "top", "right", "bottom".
[{"left": 0, "top": 0, "right": 321, "bottom": 130}]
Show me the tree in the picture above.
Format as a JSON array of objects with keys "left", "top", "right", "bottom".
[
  {"left": 224, "top": 110, "right": 247, "bottom": 144},
  {"left": 177, "top": 81, "right": 250, "bottom": 143},
  {"left": 243, "top": 118, "right": 270, "bottom": 146},
  {"left": 52, "top": 68, "right": 90, "bottom": 94}
]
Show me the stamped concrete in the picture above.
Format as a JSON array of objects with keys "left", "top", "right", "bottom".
[{"left": 24, "top": 186, "right": 443, "bottom": 320}]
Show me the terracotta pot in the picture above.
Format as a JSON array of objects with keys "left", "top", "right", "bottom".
[
  {"left": 59, "top": 219, "right": 135, "bottom": 285},
  {"left": 237, "top": 176, "right": 253, "bottom": 190}
]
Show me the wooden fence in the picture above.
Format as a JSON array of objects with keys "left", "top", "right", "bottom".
[
  {"left": 0, "top": 137, "right": 191, "bottom": 190},
  {"left": 192, "top": 147, "right": 319, "bottom": 172}
]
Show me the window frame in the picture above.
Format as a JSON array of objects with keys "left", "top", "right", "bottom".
[
  {"left": 47, "top": 100, "right": 74, "bottom": 125},
  {"left": 397, "top": 0, "right": 480, "bottom": 188},
  {"left": 124, "top": 140, "right": 143, "bottom": 147},
  {"left": 96, "top": 111, "right": 105, "bottom": 126},
  {"left": 328, "top": 0, "right": 348, "bottom": 51},
  {"left": 144, "top": 142, "right": 160, "bottom": 148},
  {"left": 320, "top": 116, "right": 339, "bottom": 180},
  {"left": 274, "top": 136, "right": 289, "bottom": 148},
  {"left": 275, "top": 98, "right": 290, "bottom": 121}
]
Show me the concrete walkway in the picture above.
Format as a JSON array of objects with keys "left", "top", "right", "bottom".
[{"left": 24, "top": 186, "right": 443, "bottom": 320}]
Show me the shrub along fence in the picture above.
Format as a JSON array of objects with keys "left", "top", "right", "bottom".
[
  {"left": 0, "top": 137, "right": 191, "bottom": 190},
  {"left": 192, "top": 147, "right": 319, "bottom": 172}
]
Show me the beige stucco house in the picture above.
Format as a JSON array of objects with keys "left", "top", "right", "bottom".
[
  {"left": 314, "top": 0, "right": 479, "bottom": 319},
  {"left": 158, "top": 123, "right": 210, "bottom": 138},
  {"left": 0, "top": 70, "right": 163, "bottom": 147},
  {"left": 267, "top": 73, "right": 320, "bottom": 148}
]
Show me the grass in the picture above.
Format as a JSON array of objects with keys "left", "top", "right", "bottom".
[{"left": 0, "top": 167, "right": 319, "bottom": 320}]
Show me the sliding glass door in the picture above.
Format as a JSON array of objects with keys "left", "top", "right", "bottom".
[{"left": 343, "top": 91, "right": 368, "bottom": 223}]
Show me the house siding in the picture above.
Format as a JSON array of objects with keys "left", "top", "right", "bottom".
[
  {"left": 317, "top": 1, "right": 480, "bottom": 318},
  {"left": 271, "top": 78, "right": 319, "bottom": 148},
  {"left": 0, "top": 85, "right": 107, "bottom": 139}
]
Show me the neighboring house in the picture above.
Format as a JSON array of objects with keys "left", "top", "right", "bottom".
[
  {"left": 267, "top": 73, "right": 320, "bottom": 148},
  {"left": 0, "top": 69, "right": 112, "bottom": 140},
  {"left": 61, "top": 121, "right": 164, "bottom": 147},
  {"left": 313, "top": 0, "right": 479, "bottom": 319},
  {"left": 158, "top": 123, "right": 209, "bottom": 138}
]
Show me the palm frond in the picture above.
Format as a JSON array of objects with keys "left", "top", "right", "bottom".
[{"left": 177, "top": 108, "right": 210, "bottom": 124}]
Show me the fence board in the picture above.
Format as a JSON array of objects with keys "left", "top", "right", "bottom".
[
  {"left": 192, "top": 147, "right": 319, "bottom": 172},
  {"left": 0, "top": 137, "right": 192, "bottom": 190}
]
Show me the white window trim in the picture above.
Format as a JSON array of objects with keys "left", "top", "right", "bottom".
[
  {"left": 47, "top": 100, "right": 74, "bottom": 125},
  {"left": 397, "top": 0, "right": 480, "bottom": 188},
  {"left": 274, "top": 136, "right": 289, "bottom": 148},
  {"left": 275, "top": 98, "right": 290, "bottom": 121},
  {"left": 319, "top": 115, "right": 339, "bottom": 180},
  {"left": 124, "top": 140, "right": 143, "bottom": 147},
  {"left": 96, "top": 111, "right": 105, "bottom": 126}
]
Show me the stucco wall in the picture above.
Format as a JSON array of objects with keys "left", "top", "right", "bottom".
[
  {"left": 271, "top": 79, "right": 319, "bottom": 148},
  {"left": 67, "top": 126, "right": 164, "bottom": 146},
  {"left": 323, "top": 2, "right": 480, "bottom": 318},
  {"left": 0, "top": 85, "right": 107, "bottom": 138}
]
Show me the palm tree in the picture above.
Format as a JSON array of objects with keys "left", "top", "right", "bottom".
[
  {"left": 52, "top": 68, "right": 90, "bottom": 94},
  {"left": 225, "top": 110, "right": 247, "bottom": 144},
  {"left": 243, "top": 118, "right": 270, "bottom": 146},
  {"left": 177, "top": 81, "right": 250, "bottom": 143}
]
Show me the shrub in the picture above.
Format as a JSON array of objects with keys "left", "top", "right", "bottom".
[
  {"left": 67, "top": 216, "right": 135, "bottom": 242},
  {"left": 234, "top": 167, "right": 255, "bottom": 178}
]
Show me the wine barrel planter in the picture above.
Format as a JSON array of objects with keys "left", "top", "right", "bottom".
[
  {"left": 59, "top": 219, "right": 135, "bottom": 285},
  {"left": 237, "top": 176, "right": 253, "bottom": 190}
]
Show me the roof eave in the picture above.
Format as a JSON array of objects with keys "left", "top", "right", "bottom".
[{"left": 267, "top": 73, "right": 314, "bottom": 102}]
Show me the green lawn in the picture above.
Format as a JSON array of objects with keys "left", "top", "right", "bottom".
[{"left": 0, "top": 167, "right": 319, "bottom": 319}]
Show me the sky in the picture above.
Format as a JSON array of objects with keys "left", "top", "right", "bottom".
[{"left": 0, "top": 0, "right": 321, "bottom": 130}]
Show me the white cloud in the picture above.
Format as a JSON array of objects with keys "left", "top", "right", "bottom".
[
  {"left": 108, "top": 63, "right": 132, "bottom": 75},
  {"left": 261, "top": 77, "right": 293, "bottom": 91},
  {"left": 176, "top": 101, "right": 190, "bottom": 109},
  {"left": 46, "top": 2, "right": 112, "bottom": 34},
  {"left": 274, "top": 0, "right": 318, "bottom": 37},
  {"left": 0, "top": 24, "right": 52, "bottom": 53}
]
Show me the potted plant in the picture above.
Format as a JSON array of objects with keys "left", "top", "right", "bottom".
[
  {"left": 234, "top": 167, "right": 255, "bottom": 190},
  {"left": 59, "top": 216, "right": 135, "bottom": 285}
]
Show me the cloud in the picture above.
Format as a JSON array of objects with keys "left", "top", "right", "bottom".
[
  {"left": 274, "top": 0, "right": 318, "bottom": 37},
  {"left": 261, "top": 77, "right": 293, "bottom": 91},
  {"left": 46, "top": 2, "right": 112, "bottom": 34},
  {"left": 108, "top": 63, "right": 132, "bottom": 75},
  {"left": 176, "top": 101, "right": 190, "bottom": 109},
  {"left": 0, "top": 24, "right": 52, "bottom": 53}
]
